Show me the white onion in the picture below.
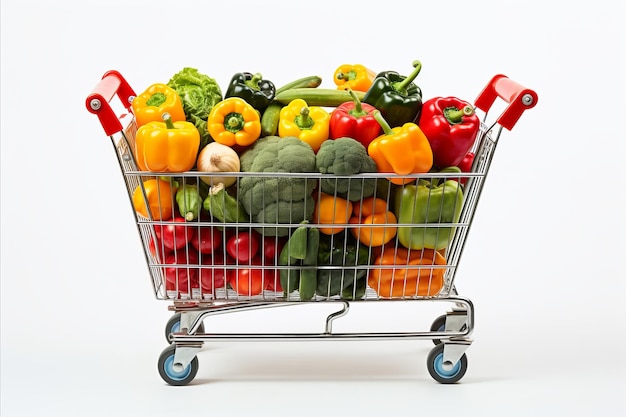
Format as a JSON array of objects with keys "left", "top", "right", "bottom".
[{"left": 196, "top": 142, "right": 240, "bottom": 187}]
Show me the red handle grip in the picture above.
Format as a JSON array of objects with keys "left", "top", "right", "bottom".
[
  {"left": 86, "top": 70, "right": 137, "bottom": 136},
  {"left": 474, "top": 74, "right": 538, "bottom": 131}
]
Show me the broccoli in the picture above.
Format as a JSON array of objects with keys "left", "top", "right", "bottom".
[
  {"left": 315, "top": 137, "right": 379, "bottom": 201},
  {"left": 238, "top": 136, "right": 317, "bottom": 236}
]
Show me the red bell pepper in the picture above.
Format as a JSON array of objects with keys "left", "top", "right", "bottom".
[
  {"left": 418, "top": 97, "right": 480, "bottom": 168},
  {"left": 329, "top": 88, "right": 381, "bottom": 147}
]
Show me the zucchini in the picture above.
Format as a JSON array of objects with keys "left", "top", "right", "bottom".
[
  {"left": 274, "top": 88, "right": 365, "bottom": 107},
  {"left": 298, "top": 227, "right": 320, "bottom": 301}
]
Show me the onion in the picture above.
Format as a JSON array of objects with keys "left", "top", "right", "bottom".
[{"left": 196, "top": 142, "right": 240, "bottom": 188}]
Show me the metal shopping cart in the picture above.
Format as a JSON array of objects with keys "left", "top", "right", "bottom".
[{"left": 86, "top": 70, "right": 537, "bottom": 385}]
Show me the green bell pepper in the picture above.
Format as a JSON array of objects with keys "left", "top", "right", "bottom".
[
  {"left": 362, "top": 60, "right": 423, "bottom": 128},
  {"left": 316, "top": 235, "right": 370, "bottom": 298},
  {"left": 394, "top": 168, "right": 464, "bottom": 250}
]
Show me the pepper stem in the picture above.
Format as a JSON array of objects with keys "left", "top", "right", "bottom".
[
  {"left": 245, "top": 73, "right": 263, "bottom": 91},
  {"left": 295, "top": 107, "right": 315, "bottom": 130},
  {"left": 373, "top": 110, "right": 394, "bottom": 135},
  {"left": 347, "top": 88, "right": 367, "bottom": 118},
  {"left": 162, "top": 112, "right": 176, "bottom": 129},
  {"left": 444, "top": 105, "right": 475, "bottom": 125},
  {"left": 224, "top": 112, "right": 245, "bottom": 133},
  {"left": 147, "top": 92, "right": 167, "bottom": 107},
  {"left": 393, "top": 60, "right": 422, "bottom": 94}
]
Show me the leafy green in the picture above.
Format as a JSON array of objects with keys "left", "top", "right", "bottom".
[{"left": 167, "top": 67, "right": 222, "bottom": 148}]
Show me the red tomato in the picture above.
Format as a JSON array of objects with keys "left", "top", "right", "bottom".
[
  {"left": 164, "top": 249, "right": 199, "bottom": 294},
  {"left": 190, "top": 226, "right": 223, "bottom": 255},
  {"left": 199, "top": 252, "right": 229, "bottom": 294},
  {"left": 264, "top": 268, "right": 282, "bottom": 292},
  {"left": 226, "top": 231, "right": 260, "bottom": 263},
  {"left": 227, "top": 260, "right": 264, "bottom": 296},
  {"left": 261, "top": 236, "right": 285, "bottom": 265},
  {"left": 156, "top": 216, "right": 196, "bottom": 250},
  {"left": 148, "top": 236, "right": 173, "bottom": 262}
]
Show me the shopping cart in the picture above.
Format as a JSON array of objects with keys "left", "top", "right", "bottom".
[{"left": 86, "top": 70, "right": 537, "bottom": 385}]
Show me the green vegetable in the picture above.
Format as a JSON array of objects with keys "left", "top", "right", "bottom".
[
  {"left": 299, "top": 227, "right": 320, "bottom": 301},
  {"left": 238, "top": 136, "right": 317, "bottom": 236},
  {"left": 341, "top": 276, "right": 367, "bottom": 300},
  {"left": 275, "top": 88, "right": 365, "bottom": 107},
  {"left": 176, "top": 184, "right": 203, "bottom": 221},
  {"left": 394, "top": 167, "right": 464, "bottom": 250},
  {"left": 203, "top": 182, "right": 249, "bottom": 224},
  {"left": 316, "top": 234, "right": 370, "bottom": 298},
  {"left": 315, "top": 137, "right": 378, "bottom": 201},
  {"left": 278, "top": 222, "right": 309, "bottom": 293},
  {"left": 167, "top": 67, "right": 223, "bottom": 148}
]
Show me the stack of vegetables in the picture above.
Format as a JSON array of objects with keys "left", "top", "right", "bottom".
[{"left": 130, "top": 61, "right": 481, "bottom": 300}]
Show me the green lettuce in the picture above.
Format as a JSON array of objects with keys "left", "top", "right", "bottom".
[{"left": 167, "top": 67, "right": 222, "bottom": 148}]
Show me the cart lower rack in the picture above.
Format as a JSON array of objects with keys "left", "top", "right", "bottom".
[{"left": 86, "top": 71, "right": 537, "bottom": 385}]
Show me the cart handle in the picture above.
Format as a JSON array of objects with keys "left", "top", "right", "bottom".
[
  {"left": 474, "top": 74, "right": 537, "bottom": 131},
  {"left": 85, "top": 70, "right": 137, "bottom": 136}
]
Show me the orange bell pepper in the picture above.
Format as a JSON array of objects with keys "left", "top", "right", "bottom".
[
  {"left": 132, "top": 179, "right": 174, "bottom": 220},
  {"left": 333, "top": 64, "right": 376, "bottom": 92},
  {"left": 350, "top": 197, "right": 397, "bottom": 247},
  {"left": 367, "top": 110, "right": 433, "bottom": 185},
  {"left": 134, "top": 113, "right": 200, "bottom": 172},
  {"left": 131, "top": 83, "right": 186, "bottom": 128},
  {"left": 313, "top": 192, "right": 353, "bottom": 235},
  {"left": 368, "top": 246, "right": 446, "bottom": 298}
]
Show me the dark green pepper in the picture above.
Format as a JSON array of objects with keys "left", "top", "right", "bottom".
[
  {"left": 224, "top": 72, "right": 276, "bottom": 113},
  {"left": 362, "top": 60, "right": 423, "bottom": 129},
  {"left": 316, "top": 234, "right": 370, "bottom": 298},
  {"left": 394, "top": 167, "right": 464, "bottom": 250}
]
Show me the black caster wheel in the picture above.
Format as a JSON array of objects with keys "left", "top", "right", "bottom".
[
  {"left": 430, "top": 314, "right": 467, "bottom": 345},
  {"left": 430, "top": 314, "right": 447, "bottom": 345},
  {"left": 426, "top": 344, "right": 468, "bottom": 384},
  {"left": 165, "top": 312, "right": 205, "bottom": 343},
  {"left": 158, "top": 344, "right": 199, "bottom": 386}
]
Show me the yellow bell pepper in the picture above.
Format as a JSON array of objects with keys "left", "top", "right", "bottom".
[
  {"left": 278, "top": 98, "right": 330, "bottom": 152},
  {"left": 131, "top": 83, "right": 186, "bottom": 128},
  {"left": 368, "top": 110, "right": 433, "bottom": 185},
  {"left": 135, "top": 113, "right": 200, "bottom": 172},
  {"left": 333, "top": 64, "right": 376, "bottom": 92},
  {"left": 207, "top": 97, "right": 261, "bottom": 147}
]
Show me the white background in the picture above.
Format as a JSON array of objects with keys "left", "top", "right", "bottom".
[{"left": 2, "top": 0, "right": 625, "bottom": 415}]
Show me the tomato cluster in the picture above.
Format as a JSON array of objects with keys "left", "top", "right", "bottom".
[{"left": 149, "top": 217, "right": 285, "bottom": 297}]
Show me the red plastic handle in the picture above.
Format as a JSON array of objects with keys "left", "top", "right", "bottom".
[
  {"left": 474, "top": 74, "right": 538, "bottom": 131},
  {"left": 85, "top": 70, "right": 137, "bottom": 136}
]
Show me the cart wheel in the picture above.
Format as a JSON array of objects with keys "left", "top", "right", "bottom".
[
  {"left": 158, "top": 344, "right": 199, "bottom": 386},
  {"left": 426, "top": 344, "right": 468, "bottom": 384},
  {"left": 430, "top": 315, "right": 467, "bottom": 345},
  {"left": 165, "top": 312, "right": 205, "bottom": 343}
]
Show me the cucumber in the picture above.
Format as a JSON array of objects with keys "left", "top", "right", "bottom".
[
  {"left": 298, "top": 227, "right": 320, "bottom": 301},
  {"left": 261, "top": 76, "right": 323, "bottom": 136},
  {"left": 278, "top": 222, "right": 309, "bottom": 293},
  {"left": 275, "top": 75, "right": 323, "bottom": 95},
  {"left": 274, "top": 88, "right": 365, "bottom": 107},
  {"left": 260, "top": 102, "right": 283, "bottom": 137}
]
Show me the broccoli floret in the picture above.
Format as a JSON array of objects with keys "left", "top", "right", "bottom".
[
  {"left": 238, "top": 136, "right": 317, "bottom": 236},
  {"left": 315, "top": 137, "right": 379, "bottom": 201}
]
